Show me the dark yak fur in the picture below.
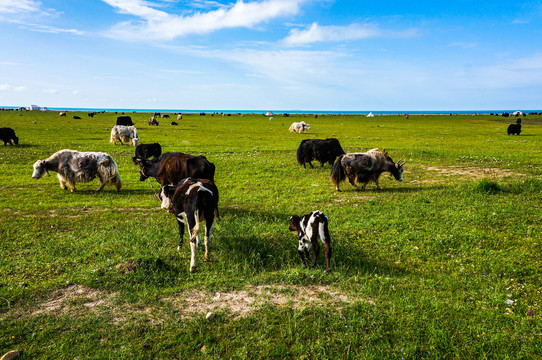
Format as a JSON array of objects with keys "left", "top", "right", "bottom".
[
  {"left": 116, "top": 116, "right": 134, "bottom": 126},
  {"left": 507, "top": 123, "right": 521, "bottom": 135},
  {"left": 138, "top": 152, "right": 215, "bottom": 185},
  {"left": 330, "top": 148, "right": 405, "bottom": 191},
  {"left": 132, "top": 143, "right": 162, "bottom": 164},
  {"left": 0, "top": 127, "right": 19, "bottom": 145},
  {"left": 297, "top": 138, "right": 344, "bottom": 168}
]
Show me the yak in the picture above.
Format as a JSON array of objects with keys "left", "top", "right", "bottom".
[
  {"left": 138, "top": 152, "right": 215, "bottom": 186},
  {"left": 32, "top": 149, "right": 122, "bottom": 192},
  {"left": 330, "top": 148, "right": 405, "bottom": 191},
  {"left": 297, "top": 138, "right": 344, "bottom": 168},
  {"left": 160, "top": 178, "right": 219, "bottom": 273}
]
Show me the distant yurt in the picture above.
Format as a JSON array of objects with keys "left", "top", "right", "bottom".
[
  {"left": 512, "top": 111, "right": 524, "bottom": 116},
  {"left": 27, "top": 104, "right": 40, "bottom": 111},
  {"left": 265, "top": 111, "right": 274, "bottom": 116},
  {"left": 366, "top": 112, "right": 374, "bottom": 117}
]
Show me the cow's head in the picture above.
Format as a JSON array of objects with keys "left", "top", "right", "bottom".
[
  {"left": 393, "top": 160, "right": 406, "bottom": 181},
  {"left": 13, "top": 136, "right": 19, "bottom": 145},
  {"left": 160, "top": 185, "right": 177, "bottom": 210},
  {"left": 288, "top": 215, "right": 301, "bottom": 232},
  {"left": 130, "top": 137, "right": 140, "bottom": 146},
  {"left": 32, "top": 160, "right": 48, "bottom": 179}
]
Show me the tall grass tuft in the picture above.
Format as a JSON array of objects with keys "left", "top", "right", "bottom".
[{"left": 474, "top": 179, "right": 502, "bottom": 194}]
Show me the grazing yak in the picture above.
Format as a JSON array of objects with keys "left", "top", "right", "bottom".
[
  {"left": 507, "top": 123, "right": 521, "bottom": 135},
  {"left": 116, "top": 115, "right": 134, "bottom": 126},
  {"left": 289, "top": 121, "right": 310, "bottom": 133},
  {"left": 138, "top": 152, "right": 215, "bottom": 185},
  {"left": 289, "top": 210, "right": 332, "bottom": 272},
  {"left": 132, "top": 143, "right": 162, "bottom": 164},
  {"left": 110, "top": 125, "right": 139, "bottom": 146},
  {"left": 32, "top": 149, "right": 121, "bottom": 192},
  {"left": 148, "top": 116, "right": 159, "bottom": 126},
  {"left": 59, "top": 112, "right": 67, "bottom": 117},
  {"left": 160, "top": 178, "right": 219, "bottom": 273},
  {"left": 331, "top": 148, "right": 405, "bottom": 191},
  {"left": 73, "top": 115, "right": 81, "bottom": 119},
  {"left": 297, "top": 138, "right": 344, "bottom": 168},
  {"left": 0, "top": 127, "right": 19, "bottom": 145},
  {"left": 507, "top": 118, "right": 522, "bottom": 135}
]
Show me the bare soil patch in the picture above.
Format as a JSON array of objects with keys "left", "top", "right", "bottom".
[
  {"left": 22, "top": 284, "right": 366, "bottom": 323},
  {"left": 426, "top": 166, "right": 523, "bottom": 179}
]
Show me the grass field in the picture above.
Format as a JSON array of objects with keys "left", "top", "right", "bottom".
[{"left": 1, "top": 110, "right": 541, "bottom": 359}]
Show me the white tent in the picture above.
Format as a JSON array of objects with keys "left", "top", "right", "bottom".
[
  {"left": 27, "top": 104, "right": 40, "bottom": 111},
  {"left": 512, "top": 111, "right": 524, "bottom": 116},
  {"left": 366, "top": 112, "right": 374, "bottom": 117},
  {"left": 265, "top": 111, "right": 274, "bottom": 116}
]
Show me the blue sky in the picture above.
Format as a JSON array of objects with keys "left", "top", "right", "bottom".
[{"left": 1, "top": 0, "right": 541, "bottom": 111}]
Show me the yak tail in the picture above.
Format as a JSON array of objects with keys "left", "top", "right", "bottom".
[{"left": 330, "top": 154, "right": 345, "bottom": 186}]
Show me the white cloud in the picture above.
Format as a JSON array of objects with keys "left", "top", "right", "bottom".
[
  {"left": 18, "top": 23, "right": 85, "bottom": 35},
  {"left": 0, "top": 0, "right": 40, "bottom": 14},
  {"left": 14, "top": 86, "right": 27, "bottom": 92},
  {"left": 448, "top": 42, "right": 478, "bottom": 49},
  {"left": 44, "top": 88, "right": 59, "bottom": 94},
  {"left": 102, "top": 0, "right": 305, "bottom": 41},
  {"left": 0, "top": 83, "right": 10, "bottom": 91},
  {"left": 282, "top": 22, "right": 418, "bottom": 46}
]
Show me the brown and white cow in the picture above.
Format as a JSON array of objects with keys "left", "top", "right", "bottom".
[
  {"left": 160, "top": 178, "right": 219, "bottom": 273},
  {"left": 289, "top": 210, "right": 332, "bottom": 271},
  {"left": 137, "top": 152, "right": 215, "bottom": 185},
  {"left": 330, "top": 148, "right": 405, "bottom": 191}
]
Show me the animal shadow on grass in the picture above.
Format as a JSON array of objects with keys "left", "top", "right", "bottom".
[
  {"left": 340, "top": 184, "right": 447, "bottom": 193},
  {"left": 95, "top": 257, "right": 182, "bottom": 289},
  {"left": 217, "top": 207, "right": 409, "bottom": 277}
]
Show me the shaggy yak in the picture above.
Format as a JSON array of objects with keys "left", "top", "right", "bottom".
[
  {"left": 32, "top": 149, "right": 122, "bottom": 192},
  {"left": 330, "top": 148, "right": 405, "bottom": 191}
]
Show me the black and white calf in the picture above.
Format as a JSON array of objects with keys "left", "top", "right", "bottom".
[
  {"left": 160, "top": 178, "right": 219, "bottom": 273},
  {"left": 289, "top": 210, "right": 332, "bottom": 271}
]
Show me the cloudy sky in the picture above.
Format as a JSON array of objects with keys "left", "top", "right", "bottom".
[{"left": 1, "top": 0, "right": 541, "bottom": 111}]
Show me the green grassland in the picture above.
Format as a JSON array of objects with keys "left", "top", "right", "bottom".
[{"left": 0, "top": 110, "right": 541, "bottom": 359}]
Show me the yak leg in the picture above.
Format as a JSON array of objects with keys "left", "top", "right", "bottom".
[
  {"left": 311, "top": 240, "right": 321, "bottom": 268},
  {"left": 57, "top": 174, "right": 68, "bottom": 190},
  {"left": 323, "top": 242, "right": 332, "bottom": 272},
  {"left": 186, "top": 212, "right": 199, "bottom": 273},
  {"left": 348, "top": 175, "right": 360, "bottom": 190},
  {"left": 298, "top": 242, "right": 310, "bottom": 268},
  {"left": 114, "top": 174, "right": 122, "bottom": 192},
  {"left": 203, "top": 211, "right": 214, "bottom": 262},
  {"left": 374, "top": 175, "right": 382, "bottom": 190},
  {"left": 176, "top": 217, "right": 185, "bottom": 250}
]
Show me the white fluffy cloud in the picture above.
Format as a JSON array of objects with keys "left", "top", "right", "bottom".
[
  {"left": 282, "top": 22, "right": 419, "bottom": 46},
  {"left": 0, "top": 0, "right": 40, "bottom": 14},
  {"left": 102, "top": 0, "right": 305, "bottom": 40}
]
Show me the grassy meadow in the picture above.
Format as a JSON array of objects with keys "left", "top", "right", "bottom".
[{"left": 0, "top": 110, "right": 541, "bottom": 359}]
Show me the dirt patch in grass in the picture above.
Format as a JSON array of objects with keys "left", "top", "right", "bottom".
[
  {"left": 31, "top": 285, "right": 113, "bottom": 316},
  {"left": 166, "top": 285, "right": 369, "bottom": 318},
  {"left": 426, "top": 166, "right": 523, "bottom": 179},
  {"left": 23, "top": 284, "right": 365, "bottom": 323}
]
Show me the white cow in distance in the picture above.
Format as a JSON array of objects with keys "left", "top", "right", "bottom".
[
  {"left": 110, "top": 125, "right": 139, "bottom": 146},
  {"left": 289, "top": 121, "right": 311, "bottom": 133}
]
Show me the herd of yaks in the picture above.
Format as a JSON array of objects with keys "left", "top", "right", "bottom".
[{"left": 0, "top": 111, "right": 527, "bottom": 271}]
